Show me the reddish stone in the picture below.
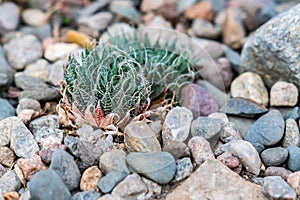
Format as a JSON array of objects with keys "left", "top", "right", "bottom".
[
  {"left": 17, "top": 154, "right": 47, "bottom": 180},
  {"left": 184, "top": 1, "right": 214, "bottom": 21},
  {"left": 38, "top": 143, "right": 66, "bottom": 163}
]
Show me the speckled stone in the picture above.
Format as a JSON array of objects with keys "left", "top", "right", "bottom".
[
  {"left": 261, "top": 147, "right": 288, "bottom": 166},
  {"left": 270, "top": 81, "right": 298, "bottom": 106},
  {"left": 262, "top": 176, "right": 296, "bottom": 200},
  {"left": 282, "top": 118, "right": 300, "bottom": 147}
]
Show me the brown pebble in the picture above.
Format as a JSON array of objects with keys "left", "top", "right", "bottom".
[
  {"left": 3, "top": 191, "right": 19, "bottom": 200},
  {"left": 17, "top": 154, "right": 47, "bottom": 180},
  {"left": 217, "top": 152, "right": 242, "bottom": 174},
  {"left": 80, "top": 166, "right": 103, "bottom": 192},
  {"left": 184, "top": 1, "right": 214, "bottom": 21},
  {"left": 265, "top": 166, "right": 292, "bottom": 181}
]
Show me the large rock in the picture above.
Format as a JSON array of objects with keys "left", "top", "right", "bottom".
[
  {"left": 166, "top": 159, "right": 267, "bottom": 200},
  {"left": 240, "top": 4, "right": 300, "bottom": 89}
]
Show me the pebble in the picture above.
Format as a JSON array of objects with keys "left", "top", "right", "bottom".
[
  {"left": 141, "top": 177, "right": 162, "bottom": 197},
  {"left": 0, "top": 99, "right": 15, "bottom": 121},
  {"left": 221, "top": 140, "right": 261, "bottom": 175},
  {"left": 193, "top": 38, "right": 224, "bottom": 59},
  {"left": 10, "top": 117, "right": 39, "bottom": 158},
  {"left": 17, "top": 154, "right": 47, "bottom": 180},
  {"left": 0, "top": 117, "right": 16, "bottom": 146},
  {"left": 15, "top": 72, "right": 48, "bottom": 91},
  {"left": 0, "top": 147, "right": 15, "bottom": 167},
  {"left": 24, "top": 59, "right": 49, "bottom": 81},
  {"left": 231, "top": 72, "right": 269, "bottom": 106},
  {"left": 283, "top": 119, "right": 300, "bottom": 148},
  {"left": 28, "top": 169, "right": 71, "bottom": 200},
  {"left": 0, "top": 164, "right": 7, "bottom": 178},
  {"left": 163, "top": 141, "right": 189, "bottom": 160},
  {"left": 265, "top": 167, "right": 292, "bottom": 181},
  {"left": 208, "top": 112, "right": 229, "bottom": 123},
  {"left": 110, "top": 0, "right": 141, "bottom": 24},
  {"left": 80, "top": 166, "right": 103, "bottom": 192},
  {"left": 262, "top": 176, "right": 296, "bottom": 200},
  {"left": 144, "top": 15, "right": 172, "bottom": 29},
  {"left": 222, "top": 45, "right": 241, "bottom": 73},
  {"left": 16, "top": 98, "right": 41, "bottom": 115},
  {"left": 244, "top": 110, "right": 284, "bottom": 147},
  {"left": 99, "top": 149, "right": 129, "bottom": 174},
  {"left": 188, "top": 136, "right": 214, "bottom": 165},
  {"left": 111, "top": 173, "right": 147, "bottom": 199},
  {"left": 3, "top": 191, "right": 19, "bottom": 200},
  {"left": 65, "top": 30, "right": 92, "bottom": 49},
  {"left": 190, "top": 117, "right": 223, "bottom": 147},
  {"left": 20, "top": 24, "right": 51, "bottom": 41},
  {"left": 126, "top": 152, "right": 176, "bottom": 184},
  {"left": 162, "top": 107, "right": 193, "bottom": 146},
  {"left": 49, "top": 150, "right": 81, "bottom": 191},
  {"left": 191, "top": 19, "right": 221, "bottom": 39},
  {"left": 287, "top": 171, "right": 300, "bottom": 196},
  {"left": 184, "top": 1, "right": 213, "bottom": 21},
  {"left": 222, "top": 7, "right": 245, "bottom": 49},
  {"left": 33, "top": 127, "right": 64, "bottom": 149},
  {"left": 141, "top": 0, "right": 165, "bottom": 12},
  {"left": 270, "top": 81, "right": 298, "bottom": 107},
  {"left": 19, "top": 88, "right": 60, "bottom": 102},
  {"left": 228, "top": 116, "right": 256, "bottom": 138},
  {"left": 240, "top": 4, "right": 300, "bottom": 89},
  {"left": 283, "top": 107, "right": 300, "bottom": 121},
  {"left": 22, "top": 9, "right": 45, "bottom": 27},
  {"left": 78, "top": 12, "right": 113, "bottom": 31},
  {"left": 124, "top": 121, "right": 161, "bottom": 152},
  {"left": 100, "top": 23, "right": 134, "bottom": 42},
  {"left": 29, "top": 115, "right": 59, "bottom": 134},
  {"left": 173, "top": 157, "right": 194, "bottom": 182},
  {"left": 72, "top": 191, "right": 100, "bottom": 200},
  {"left": 44, "top": 42, "right": 80, "bottom": 62},
  {"left": 4, "top": 35, "right": 42, "bottom": 70},
  {"left": 19, "top": 189, "right": 31, "bottom": 200},
  {"left": 38, "top": 143, "right": 66, "bottom": 164},
  {"left": 0, "top": 45, "right": 13, "bottom": 88},
  {"left": 156, "top": 2, "right": 179, "bottom": 22},
  {"left": 177, "top": 0, "right": 196, "bottom": 13},
  {"left": 217, "top": 152, "right": 242, "bottom": 174},
  {"left": 287, "top": 146, "right": 300, "bottom": 172},
  {"left": 224, "top": 97, "right": 268, "bottom": 117},
  {"left": 261, "top": 147, "right": 288, "bottom": 166},
  {"left": 79, "top": 0, "right": 110, "bottom": 16},
  {"left": 98, "top": 171, "right": 128, "bottom": 193},
  {"left": 220, "top": 122, "right": 242, "bottom": 143},
  {"left": 0, "top": 2, "right": 20, "bottom": 34},
  {"left": 76, "top": 141, "right": 104, "bottom": 170},
  {"left": 0, "top": 170, "right": 21, "bottom": 194}
]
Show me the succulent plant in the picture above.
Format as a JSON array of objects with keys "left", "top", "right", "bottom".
[{"left": 59, "top": 30, "right": 199, "bottom": 129}]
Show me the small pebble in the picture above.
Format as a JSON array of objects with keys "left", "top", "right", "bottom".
[
  {"left": 163, "top": 141, "right": 189, "bottom": 160},
  {"left": 270, "top": 81, "right": 298, "bottom": 107},
  {"left": 0, "top": 147, "right": 15, "bottom": 167},
  {"left": 287, "top": 146, "right": 300, "bottom": 172},
  {"left": 188, "top": 136, "right": 214, "bottom": 165},
  {"left": 98, "top": 171, "right": 128, "bottom": 194},
  {"left": 0, "top": 99, "right": 15, "bottom": 121},
  {"left": 0, "top": 2, "right": 20, "bottom": 34},
  {"left": 220, "top": 122, "right": 242, "bottom": 143},
  {"left": 262, "top": 176, "right": 296, "bottom": 200},
  {"left": 265, "top": 166, "right": 292, "bottom": 181},
  {"left": 0, "top": 170, "right": 21, "bottom": 194},
  {"left": 78, "top": 12, "right": 113, "bottom": 31},
  {"left": 173, "top": 157, "right": 194, "bottom": 182},
  {"left": 38, "top": 143, "right": 66, "bottom": 164},
  {"left": 283, "top": 118, "right": 300, "bottom": 147},
  {"left": 287, "top": 171, "right": 300, "bottom": 196},
  {"left": 44, "top": 42, "right": 80, "bottom": 62},
  {"left": 16, "top": 98, "right": 41, "bottom": 115},
  {"left": 217, "top": 152, "right": 242, "bottom": 174},
  {"left": 22, "top": 8, "right": 45, "bottom": 27},
  {"left": 17, "top": 154, "right": 47, "bottom": 180},
  {"left": 261, "top": 147, "right": 288, "bottom": 166},
  {"left": 80, "top": 166, "right": 102, "bottom": 192},
  {"left": 99, "top": 149, "right": 129, "bottom": 174},
  {"left": 72, "top": 191, "right": 100, "bottom": 200}
]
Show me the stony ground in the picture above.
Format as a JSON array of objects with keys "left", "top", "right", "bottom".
[{"left": 1, "top": 0, "right": 300, "bottom": 199}]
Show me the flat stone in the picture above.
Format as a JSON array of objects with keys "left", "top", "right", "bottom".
[
  {"left": 111, "top": 173, "right": 147, "bottom": 199},
  {"left": 173, "top": 157, "right": 194, "bottom": 182},
  {"left": 19, "top": 88, "right": 60, "bottom": 102},
  {"left": 166, "top": 159, "right": 267, "bottom": 200},
  {"left": 98, "top": 171, "right": 128, "bottom": 194},
  {"left": 4, "top": 35, "right": 42, "bottom": 70},
  {"left": 80, "top": 166, "right": 102, "bottom": 192},
  {"left": 109, "top": 0, "right": 141, "bottom": 24},
  {"left": 162, "top": 107, "right": 193, "bottom": 146},
  {"left": 124, "top": 121, "right": 161, "bottom": 152},
  {"left": 240, "top": 4, "right": 300, "bottom": 90},
  {"left": 231, "top": 72, "right": 269, "bottom": 106},
  {"left": 17, "top": 154, "right": 47, "bottom": 180},
  {"left": 265, "top": 167, "right": 292, "bottom": 181},
  {"left": 188, "top": 136, "right": 214, "bottom": 165},
  {"left": 48, "top": 60, "right": 64, "bottom": 86},
  {"left": 49, "top": 150, "right": 81, "bottom": 191},
  {"left": 20, "top": 24, "right": 51, "bottom": 41},
  {"left": 287, "top": 146, "right": 300, "bottom": 172},
  {"left": 78, "top": 12, "right": 112, "bottom": 31},
  {"left": 261, "top": 147, "right": 288, "bottom": 166},
  {"left": 221, "top": 140, "right": 261, "bottom": 175},
  {"left": 126, "top": 152, "right": 176, "bottom": 184},
  {"left": 16, "top": 98, "right": 41, "bottom": 115},
  {"left": 288, "top": 171, "right": 300, "bottom": 196},
  {"left": 0, "top": 147, "right": 15, "bottom": 167},
  {"left": 24, "top": 59, "right": 49, "bottom": 81},
  {"left": 0, "top": 2, "right": 20, "bottom": 34},
  {"left": 99, "top": 149, "right": 129, "bottom": 174},
  {"left": 262, "top": 176, "right": 296, "bottom": 200},
  {"left": 244, "top": 110, "right": 284, "bottom": 147},
  {"left": 191, "top": 117, "right": 223, "bottom": 147},
  {"left": 44, "top": 42, "right": 80, "bottom": 62},
  {"left": 28, "top": 169, "right": 71, "bottom": 200},
  {"left": 270, "top": 81, "right": 298, "bottom": 106},
  {"left": 72, "top": 191, "right": 100, "bottom": 200},
  {"left": 0, "top": 99, "right": 15, "bottom": 121},
  {"left": 15, "top": 72, "right": 48, "bottom": 91},
  {"left": 10, "top": 117, "right": 39, "bottom": 158},
  {"left": 224, "top": 97, "right": 268, "bottom": 117},
  {"left": 22, "top": 8, "right": 45, "bottom": 27},
  {"left": 0, "top": 170, "right": 21, "bottom": 194}
]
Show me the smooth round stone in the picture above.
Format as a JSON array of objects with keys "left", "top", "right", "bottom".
[
  {"left": 262, "top": 176, "right": 296, "bottom": 200},
  {"left": 287, "top": 146, "right": 300, "bottom": 172},
  {"left": 28, "top": 169, "right": 71, "bottom": 200},
  {"left": 97, "top": 171, "right": 127, "bottom": 194},
  {"left": 24, "top": 59, "right": 49, "bottom": 81},
  {"left": 78, "top": 12, "right": 113, "bottom": 31},
  {"left": 224, "top": 97, "right": 268, "bottom": 117},
  {"left": 126, "top": 152, "right": 176, "bottom": 184},
  {"left": 288, "top": 172, "right": 300, "bottom": 196},
  {"left": 261, "top": 147, "right": 288, "bottom": 166},
  {"left": 244, "top": 110, "right": 284, "bottom": 147},
  {"left": 191, "top": 117, "right": 223, "bottom": 147},
  {"left": 0, "top": 2, "right": 20, "bottom": 34},
  {"left": 44, "top": 43, "right": 80, "bottom": 62},
  {"left": 16, "top": 98, "right": 41, "bottom": 115},
  {"left": 221, "top": 140, "right": 261, "bottom": 175},
  {"left": 270, "top": 81, "right": 298, "bottom": 106},
  {"left": 99, "top": 149, "right": 129, "bottom": 175},
  {"left": 162, "top": 107, "right": 193, "bottom": 146},
  {"left": 72, "top": 191, "right": 100, "bottom": 200},
  {"left": 283, "top": 119, "right": 300, "bottom": 147},
  {"left": 230, "top": 72, "right": 269, "bottom": 106},
  {"left": 80, "top": 166, "right": 102, "bottom": 192},
  {"left": 265, "top": 167, "right": 292, "bottom": 181},
  {"left": 0, "top": 99, "right": 15, "bottom": 121},
  {"left": 188, "top": 136, "right": 214, "bottom": 165},
  {"left": 124, "top": 121, "right": 161, "bottom": 152},
  {"left": 22, "top": 9, "right": 45, "bottom": 27},
  {"left": 163, "top": 141, "right": 188, "bottom": 160},
  {"left": 49, "top": 150, "right": 81, "bottom": 191}
]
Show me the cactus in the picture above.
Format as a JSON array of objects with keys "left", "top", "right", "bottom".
[{"left": 59, "top": 30, "right": 198, "bottom": 128}]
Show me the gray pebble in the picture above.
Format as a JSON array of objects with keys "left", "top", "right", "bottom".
[
  {"left": 0, "top": 170, "right": 21, "bottom": 194},
  {"left": 287, "top": 146, "right": 300, "bottom": 172},
  {"left": 98, "top": 171, "right": 127, "bottom": 193},
  {"left": 262, "top": 176, "right": 296, "bottom": 200},
  {"left": 261, "top": 147, "right": 288, "bottom": 166},
  {"left": 173, "top": 157, "right": 194, "bottom": 182},
  {"left": 0, "top": 98, "right": 15, "bottom": 121},
  {"left": 72, "top": 191, "right": 100, "bottom": 200}
]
